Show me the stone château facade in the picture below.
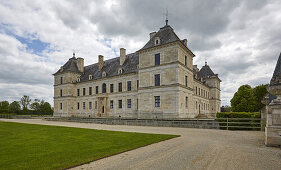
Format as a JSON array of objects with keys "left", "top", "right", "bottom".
[{"left": 53, "top": 23, "right": 221, "bottom": 118}]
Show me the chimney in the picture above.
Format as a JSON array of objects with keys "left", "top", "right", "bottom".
[
  {"left": 77, "top": 57, "right": 84, "bottom": 72},
  {"left": 120, "top": 48, "right": 126, "bottom": 65},
  {"left": 183, "top": 39, "right": 187, "bottom": 46},
  {"left": 98, "top": 55, "right": 104, "bottom": 70},
  {"left": 193, "top": 65, "right": 199, "bottom": 72},
  {"left": 150, "top": 32, "right": 156, "bottom": 39}
]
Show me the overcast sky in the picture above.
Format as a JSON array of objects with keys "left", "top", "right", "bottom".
[{"left": 0, "top": 0, "right": 280, "bottom": 106}]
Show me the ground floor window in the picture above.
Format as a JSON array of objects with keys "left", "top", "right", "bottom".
[
  {"left": 154, "top": 96, "right": 160, "bottom": 107},
  {"left": 83, "top": 102, "right": 85, "bottom": 109},
  {"left": 118, "top": 100, "right": 122, "bottom": 108},
  {"left": 89, "top": 102, "right": 92, "bottom": 110},
  {"left": 127, "top": 99, "right": 131, "bottom": 108},
  {"left": 77, "top": 102, "right": 80, "bottom": 110},
  {"left": 110, "top": 100, "right": 113, "bottom": 109}
]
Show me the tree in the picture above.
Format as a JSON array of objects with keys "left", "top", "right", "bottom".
[
  {"left": 30, "top": 100, "right": 40, "bottom": 112},
  {"left": 20, "top": 95, "right": 31, "bottom": 110},
  {"left": 253, "top": 84, "right": 268, "bottom": 111},
  {"left": 0, "top": 101, "right": 9, "bottom": 113},
  {"left": 8, "top": 101, "right": 21, "bottom": 113},
  {"left": 40, "top": 101, "right": 53, "bottom": 115},
  {"left": 221, "top": 105, "right": 231, "bottom": 112},
  {"left": 230, "top": 85, "right": 256, "bottom": 112}
]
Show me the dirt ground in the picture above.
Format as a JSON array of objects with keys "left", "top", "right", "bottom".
[{"left": 1, "top": 118, "right": 280, "bottom": 170}]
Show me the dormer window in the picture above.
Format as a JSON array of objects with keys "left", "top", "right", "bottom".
[
  {"left": 102, "top": 71, "right": 107, "bottom": 77},
  {"left": 77, "top": 77, "right": 80, "bottom": 82},
  {"left": 118, "top": 68, "right": 123, "bottom": 74},
  {"left": 89, "top": 74, "right": 93, "bottom": 80},
  {"left": 154, "top": 37, "right": 160, "bottom": 46}
]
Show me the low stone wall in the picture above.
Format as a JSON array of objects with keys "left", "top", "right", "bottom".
[{"left": 45, "top": 117, "right": 219, "bottom": 129}]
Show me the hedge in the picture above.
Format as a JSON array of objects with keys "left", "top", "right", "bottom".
[{"left": 216, "top": 112, "right": 261, "bottom": 130}]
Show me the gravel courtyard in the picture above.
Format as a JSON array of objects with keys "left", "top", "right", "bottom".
[{"left": 1, "top": 118, "right": 280, "bottom": 170}]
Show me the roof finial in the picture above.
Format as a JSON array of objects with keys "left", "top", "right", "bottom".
[
  {"left": 73, "top": 52, "right": 75, "bottom": 57},
  {"left": 205, "top": 57, "right": 207, "bottom": 66},
  {"left": 165, "top": 8, "right": 169, "bottom": 26}
]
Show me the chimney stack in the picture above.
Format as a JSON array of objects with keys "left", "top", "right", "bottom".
[
  {"left": 150, "top": 32, "right": 156, "bottom": 39},
  {"left": 77, "top": 57, "right": 84, "bottom": 72},
  {"left": 183, "top": 39, "right": 187, "bottom": 46},
  {"left": 120, "top": 48, "right": 126, "bottom": 65},
  {"left": 98, "top": 55, "right": 104, "bottom": 70}
]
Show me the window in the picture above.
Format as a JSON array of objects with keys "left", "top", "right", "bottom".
[
  {"left": 118, "top": 68, "right": 123, "bottom": 74},
  {"left": 186, "top": 97, "right": 188, "bottom": 108},
  {"left": 89, "top": 87, "right": 92, "bottom": 95},
  {"left": 77, "top": 102, "right": 80, "bottom": 110},
  {"left": 199, "top": 88, "right": 201, "bottom": 95},
  {"left": 137, "top": 80, "right": 139, "bottom": 89},
  {"left": 196, "top": 101, "right": 197, "bottom": 109},
  {"left": 137, "top": 99, "right": 138, "bottom": 109},
  {"left": 95, "top": 101, "right": 97, "bottom": 109},
  {"left": 154, "top": 96, "right": 160, "bottom": 107},
  {"left": 196, "top": 87, "right": 197, "bottom": 95},
  {"left": 77, "top": 89, "right": 80, "bottom": 96},
  {"left": 96, "top": 86, "right": 99, "bottom": 94},
  {"left": 89, "top": 75, "right": 93, "bottom": 80},
  {"left": 118, "top": 82, "right": 122, "bottom": 92},
  {"left": 60, "top": 103, "right": 62, "bottom": 110},
  {"left": 127, "top": 81, "right": 131, "bottom": 91},
  {"left": 155, "top": 53, "right": 160, "bottom": 66},
  {"left": 102, "top": 83, "right": 106, "bottom": 93},
  {"left": 110, "top": 84, "right": 114, "bottom": 93},
  {"left": 127, "top": 99, "right": 131, "bottom": 108},
  {"left": 155, "top": 74, "right": 160, "bottom": 86},
  {"left": 118, "top": 100, "right": 122, "bottom": 108},
  {"left": 201, "top": 89, "right": 203, "bottom": 96},
  {"left": 185, "top": 75, "right": 188, "bottom": 87},
  {"left": 60, "top": 77, "right": 63, "bottom": 84},
  {"left": 83, "top": 102, "right": 85, "bottom": 109},
  {"left": 60, "top": 89, "right": 62, "bottom": 97},
  {"left": 102, "top": 71, "right": 107, "bottom": 77},
  {"left": 83, "top": 88, "right": 86, "bottom": 96},
  {"left": 185, "top": 56, "right": 187, "bottom": 66},
  {"left": 110, "top": 100, "right": 113, "bottom": 109},
  {"left": 89, "top": 102, "right": 92, "bottom": 110}
]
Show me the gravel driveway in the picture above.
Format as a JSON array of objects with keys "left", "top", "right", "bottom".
[{"left": 1, "top": 118, "right": 280, "bottom": 170}]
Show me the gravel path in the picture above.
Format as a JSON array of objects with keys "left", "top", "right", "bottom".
[{"left": 1, "top": 119, "right": 280, "bottom": 170}]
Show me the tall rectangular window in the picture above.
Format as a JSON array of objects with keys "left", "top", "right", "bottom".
[
  {"left": 137, "top": 80, "right": 139, "bottom": 89},
  {"left": 83, "top": 88, "right": 86, "bottom": 96},
  {"left": 95, "top": 101, "right": 97, "bottom": 109},
  {"left": 127, "top": 81, "right": 131, "bottom": 91},
  {"left": 89, "top": 87, "right": 92, "bottom": 95},
  {"left": 199, "top": 88, "right": 201, "bottom": 95},
  {"left": 118, "top": 82, "right": 122, "bottom": 92},
  {"left": 60, "top": 103, "right": 62, "bottom": 110},
  {"left": 60, "top": 89, "right": 62, "bottom": 97},
  {"left": 77, "top": 102, "right": 80, "bottom": 110},
  {"left": 110, "top": 84, "right": 114, "bottom": 93},
  {"left": 83, "top": 102, "right": 85, "bottom": 109},
  {"left": 185, "top": 75, "right": 188, "bottom": 87},
  {"left": 60, "top": 77, "right": 63, "bottom": 84},
  {"left": 96, "top": 86, "right": 99, "bottom": 94},
  {"left": 155, "top": 74, "right": 160, "bottom": 86},
  {"left": 155, "top": 53, "right": 160, "bottom": 66},
  {"left": 186, "top": 97, "right": 188, "bottom": 108},
  {"left": 89, "top": 102, "right": 92, "bottom": 110},
  {"left": 110, "top": 100, "right": 113, "bottom": 109},
  {"left": 185, "top": 56, "right": 187, "bottom": 66},
  {"left": 154, "top": 96, "right": 160, "bottom": 107},
  {"left": 127, "top": 99, "right": 131, "bottom": 108},
  {"left": 118, "top": 100, "right": 122, "bottom": 108},
  {"left": 196, "top": 87, "right": 197, "bottom": 95},
  {"left": 77, "top": 89, "right": 80, "bottom": 96}
]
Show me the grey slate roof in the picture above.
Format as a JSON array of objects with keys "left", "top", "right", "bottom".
[
  {"left": 80, "top": 52, "right": 139, "bottom": 82},
  {"left": 54, "top": 57, "right": 80, "bottom": 75},
  {"left": 270, "top": 52, "right": 281, "bottom": 86},
  {"left": 197, "top": 64, "right": 215, "bottom": 79},
  {"left": 140, "top": 25, "right": 181, "bottom": 51}
]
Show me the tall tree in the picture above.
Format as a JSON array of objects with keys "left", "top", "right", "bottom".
[
  {"left": 0, "top": 101, "right": 9, "bottom": 113},
  {"left": 230, "top": 85, "right": 256, "bottom": 112},
  {"left": 8, "top": 101, "right": 21, "bottom": 113},
  {"left": 20, "top": 95, "right": 31, "bottom": 110},
  {"left": 253, "top": 84, "right": 268, "bottom": 111}
]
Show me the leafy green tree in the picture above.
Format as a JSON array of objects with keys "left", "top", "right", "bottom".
[
  {"left": 231, "top": 85, "right": 256, "bottom": 112},
  {"left": 40, "top": 101, "right": 53, "bottom": 115},
  {"left": 0, "top": 101, "right": 9, "bottom": 113},
  {"left": 30, "top": 100, "right": 40, "bottom": 112},
  {"left": 20, "top": 95, "right": 31, "bottom": 110},
  {"left": 8, "top": 101, "right": 21, "bottom": 113},
  {"left": 253, "top": 84, "right": 268, "bottom": 111}
]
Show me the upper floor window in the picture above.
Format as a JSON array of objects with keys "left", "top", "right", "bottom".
[
  {"left": 77, "top": 76, "right": 80, "bottom": 82},
  {"left": 196, "top": 87, "right": 197, "bottom": 95},
  {"left": 185, "top": 75, "right": 188, "bottom": 87},
  {"left": 155, "top": 74, "right": 160, "bottom": 86},
  {"left": 137, "top": 80, "right": 139, "bottom": 89},
  {"left": 185, "top": 56, "right": 187, "bottom": 66},
  {"left": 127, "top": 99, "right": 131, "bottom": 108},
  {"left": 127, "top": 81, "right": 131, "bottom": 91},
  {"left": 89, "top": 87, "right": 92, "bottom": 95},
  {"left": 118, "top": 100, "right": 122, "bottom": 108},
  {"left": 102, "top": 83, "right": 106, "bottom": 93},
  {"left": 77, "top": 102, "right": 80, "bottom": 110},
  {"left": 118, "top": 82, "right": 122, "bottom": 92},
  {"left": 89, "top": 102, "right": 92, "bottom": 110},
  {"left": 60, "top": 77, "right": 63, "bottom": 84},
  {"left": 110, "top": 100, "right": 114, "bottom": 109},
  {"left": 96, "top": 86, "right": 99, "bottom": 94},
  {"left": 155, "top": 53, "right": 160, "bottom": 66},
  {"left": 199, "top": 88, "right": 201, "bottom": 95},
  {"left": 83, "top": 102, "right": 85, "bottom": 109},
  {"left": 77, "top": 89, "right": 80, "bottom": 96},
  {"left": 102, "top": 71, "right": 107, "bottom": 77},
  {"left": 110, "top": 84, "right": 114, "bottom": 93},
  {"left": 154, "top": 96, "right": 160, "bottom": 107},
  {"left": 60, "top": 89, "right": 62, "bottom": 97},
  {"left": 186, "top": 96, "right": 188, "bottom": 108},
  {"left": 83, "top": 88, "right": 86, "bottom": 96}
]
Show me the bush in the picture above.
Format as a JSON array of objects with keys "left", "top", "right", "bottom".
[{"left": 216, "top": 112, "right": 261, "bottom": 130}]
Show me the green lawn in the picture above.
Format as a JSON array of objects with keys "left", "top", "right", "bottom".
[{"left": 0, "top": 121, "right": 178, "bottom": 170}]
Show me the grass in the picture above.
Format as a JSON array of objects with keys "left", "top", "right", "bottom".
[{"left": 0, "top": 121, "right": 178, "bottom": 170}]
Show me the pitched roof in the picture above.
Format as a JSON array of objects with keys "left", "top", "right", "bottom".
[
  {"left": 140, "top": 25, "right": 182, "bottom": 51},
  {"left": 53, "top": 57, "right": 80, "bottom": 75},
  {"left": 197, "top": 63, "right": 215, "bottom": 79},
  {"left": 80, "top": 52, "right": 139, "bottom": 82},
  {"left": 270, "top": 52, "right": 281, "bottom": 86}
]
